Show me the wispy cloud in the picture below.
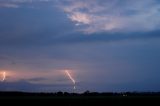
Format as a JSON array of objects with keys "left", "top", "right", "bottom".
[
  {"left": 0, "top": 0, "right": 53, "bottom": 8},
  {"left": 0, "top": 3, "right": 19, "bottom": 8},
  {"left": 58, "top": 0, "right": 160, "bottom": 34}
]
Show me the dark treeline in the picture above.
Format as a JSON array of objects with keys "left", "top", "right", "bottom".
[
  {"left": 0, "top": 91, "right": 160, "bottom": 96},
  {"left": 0, "top": 91, "right": 160, "bottom": 105}
]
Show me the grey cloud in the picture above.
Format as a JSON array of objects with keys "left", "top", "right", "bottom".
[
  {"left": 0, "top": 55, "right": 8, "bottom": 60},
  {"left": 0, "top": 29, "right": 160, "bottom": 48},
  {"left": 28, "top": 77, "right": 47, "bottom": 82}
]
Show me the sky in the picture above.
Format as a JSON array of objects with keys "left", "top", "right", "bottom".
[{"left": 0, "top": 0, "right": 160, "bottom": 92}]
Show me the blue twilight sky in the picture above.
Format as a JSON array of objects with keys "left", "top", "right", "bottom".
[{"left": 0, "top": 0, "right": 160, "bottom": 92}]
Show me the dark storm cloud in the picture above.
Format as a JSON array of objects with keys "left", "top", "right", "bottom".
[
  {"left": 0, "top": 5, "right": 74, "bottom": 48},
  {"left": 51, "top": 31, "right": 160, "bottom": 45},
  {"left": 0, "top": 0, "right": 160, "bottom": 48},
  {"left": 0, "top": 29, "right": 160, "bottom": 47},
  {"left": 28, "top": 77, "right": 47, "bottom": 82},
  {"left": 0, "top": 81, "right": 71, "bottom": 92}
]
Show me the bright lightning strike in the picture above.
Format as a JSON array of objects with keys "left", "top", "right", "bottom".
[
  {"left": 65, "top": 70, "right": 76, "bottom": 91},
  {"left": 1, "top": 72, "right": 6, "bottom": 82},
  {"left": 65, "top": 70, "right": 75, "bottom": 84}
]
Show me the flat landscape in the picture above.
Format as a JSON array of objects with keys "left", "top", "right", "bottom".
[{"left": 0, "top": 92, "right": 160, "bottom": 105}]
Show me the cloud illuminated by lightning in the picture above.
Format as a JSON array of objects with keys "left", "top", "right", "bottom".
[{"left": 59, "top": 0, "right": 160, "bottom": 33}]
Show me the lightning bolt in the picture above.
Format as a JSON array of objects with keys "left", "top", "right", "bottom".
[
  {"left": 65, "top": 70, "right": 76, "bottom": 92},
  {"left": 1, "top": 72, "right": 6, "bottom": 82},
  {"left": 65, "top": 70, "right": 75, "bottom": 84}
]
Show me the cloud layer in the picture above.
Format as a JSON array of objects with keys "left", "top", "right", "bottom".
[
  {"left": 1, "top": 0, "right": 160, "bottom": 34},
  {"left": 59, "top": 0, "right": 160, "bottom": 33}
]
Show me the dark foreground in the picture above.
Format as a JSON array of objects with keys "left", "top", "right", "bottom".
[{"left": 0, "top": 92, "right": 160, "bottom": 105}]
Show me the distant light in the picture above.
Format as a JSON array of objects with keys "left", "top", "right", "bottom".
[{"left": 123, "top": 94, "right": 127, "bottom": 97}]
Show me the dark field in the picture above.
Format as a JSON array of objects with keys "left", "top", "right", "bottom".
[{"left": 0, "top": 92, "right": 160, "bottom": 105}]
